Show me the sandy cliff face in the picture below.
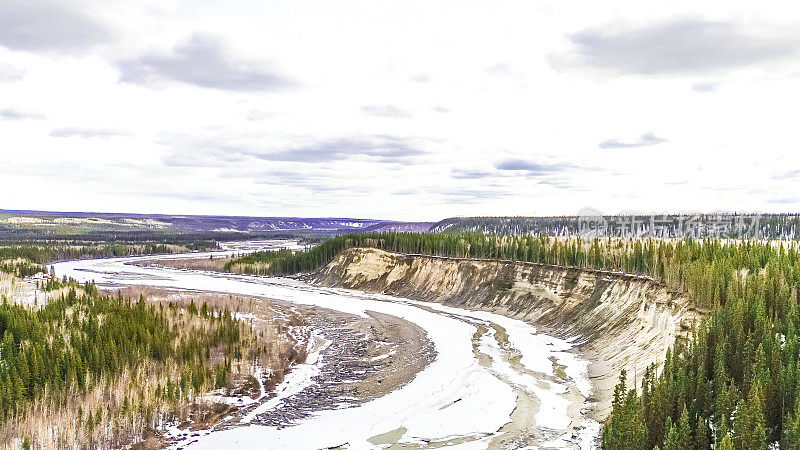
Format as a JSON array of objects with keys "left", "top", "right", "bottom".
[{"left": 311, "top": 247, "right": 700, "bottom": 419}]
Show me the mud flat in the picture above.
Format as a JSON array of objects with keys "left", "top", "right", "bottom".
[{"left": 311, "top": 247, "right": 701, "bottom": 419}]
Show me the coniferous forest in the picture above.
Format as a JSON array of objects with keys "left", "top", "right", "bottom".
[
  {"left": 0, "top": 240, "right": 215, "bottom": 265},
  {"left": 0, "top": 281, "right": 255, "bottom": 447},
  {"left": 228, "top": 232, "right": 800, "bottom": 448}
]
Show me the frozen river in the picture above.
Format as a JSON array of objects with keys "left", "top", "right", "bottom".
[{"left": 53, "top": 243, "right": 599, "bottom": 449}]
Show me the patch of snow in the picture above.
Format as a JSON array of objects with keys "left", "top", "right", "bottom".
[{"left": 242, "top": 331, "right": 329, "bottom": 423}]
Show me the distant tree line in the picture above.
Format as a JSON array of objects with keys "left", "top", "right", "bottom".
[
  {"left": 0, "top": 240, "right": 217, "bottom": 277},
  {"left": 0, "top": 242, "right": 206, "bottom": 264},
  {"left": 430, "top": 214, "right": 800, "bottom": 240},
  {"left": 0, "top": 260, "right": 43, "bottom": 278}
]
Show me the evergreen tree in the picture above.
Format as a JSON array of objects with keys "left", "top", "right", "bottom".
[{"left": 717, "top": 433, "right": 733, "bottom": 450}]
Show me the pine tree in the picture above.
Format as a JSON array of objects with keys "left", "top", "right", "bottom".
[
  {"left": 734, "top": 383, "right": 767, "bottom": 450},
  {"left": 716, "top": 433, "right": 733, "bottom": 450},
  {"left": 784, "top": 399, "right": 800, "bottom": 449},
  {"left": 695, "top": 416, "right": 710, "bottom": 450},
  {"left": 663, "top": 406, "right": 691, "bottom": 450}
]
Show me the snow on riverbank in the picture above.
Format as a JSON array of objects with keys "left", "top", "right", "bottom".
[{"left": 241, "top": 329, "right": 329, "bottom": 424}]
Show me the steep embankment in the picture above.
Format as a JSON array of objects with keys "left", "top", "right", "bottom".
[{"left": 311, "top": 247, "right": 700, "bottom": 419}]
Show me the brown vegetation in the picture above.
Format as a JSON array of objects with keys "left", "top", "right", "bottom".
[
  {"left": 137, "top": 256, "right": 233, "bottom": 272},
  {"left": 0, "top": 286, "right": 305, "bottom": 449}
]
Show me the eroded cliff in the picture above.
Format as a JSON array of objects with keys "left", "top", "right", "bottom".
[{"left": 310, "top": 247, "right": 700, "bottom": 419}]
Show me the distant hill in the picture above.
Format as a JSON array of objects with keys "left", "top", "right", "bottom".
[
  {"left": 431, "top": 216, "right": 577, "bottom": 235},
  {"left": 361, "top": 221, "right": 436, "bottom": 233},
  {"left": 0, "top": 209, "right": 426, "bottom": 239},
  {"left": 5, "top": 210, "right": 800, "bottom": 241}
]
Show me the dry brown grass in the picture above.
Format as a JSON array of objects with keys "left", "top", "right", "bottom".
[
  {"left": 139, "top": 256, "right": 233, "bottom": 272},
  {"left": 0, "top": 273, "right": 72, "bottom": 309},
  {"left": 0, "top": 272, "right": 24, "bottom": 300}
]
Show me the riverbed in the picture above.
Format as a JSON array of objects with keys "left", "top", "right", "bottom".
[{"left": 53, "top": 243, "right": 600, "bottom": 449}]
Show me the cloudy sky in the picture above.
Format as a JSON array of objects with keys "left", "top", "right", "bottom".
[{"left": 1, "top": 0, "right": 799, "bottom": 220}]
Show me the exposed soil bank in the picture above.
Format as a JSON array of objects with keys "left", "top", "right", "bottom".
[{"left": 309, "top": 247, "right": 701, "bottom": 419}]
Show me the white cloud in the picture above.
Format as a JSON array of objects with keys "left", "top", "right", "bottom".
[
  {"left": 116, "top": 33, "right": 294, "bottom": 92},
  {"left": 0, "top": 0, "right": 111, "bottom": 52},
  {"left": 549, "top": 18, "right": 800, "bottom": 76},
  {"left": 599, "top": 132, "right": 668, "bottom": 149},
  {"left": 49, "top": 127, "right": 131, "bottom": 138},
  {"left": 0, "top": 107, "right": 44, "bottom": 120},
  {"left": 0, "top": 63, "right": 25, "bottom": 82}
]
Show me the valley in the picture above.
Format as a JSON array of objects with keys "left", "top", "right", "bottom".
[{"left": 50, "top": 243, "right": 602, "bottom": 448}]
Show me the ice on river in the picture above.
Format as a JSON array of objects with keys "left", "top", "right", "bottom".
[{"left": 54, "top": 247, "right": 599, "bottom": 449}]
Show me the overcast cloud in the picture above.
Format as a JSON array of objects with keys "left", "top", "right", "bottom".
[
  {"left": 50, "top": 127, "right": 131, "bottom": 138},
  {"left": 599, "top": 132, "right": 668, "bottom": 149},
  {"left": 0, "top": 108, "right": 44, "bottom": 120},
  {"left": 0, "top": 63, "right": 25, "bottom": 82},
  {"left": 0, "top": 0, "right": 111, "bottom": 52},
  {"left": 117, "top": 34, "right": 293, "bottom": 92},
  {"left": 495, "top": 159, "right": 576, "bottom": 177},
  {"left": 362, "top": 105, "right": 413, "bottom": 118},
  {"left": 551, "top": 17, "right": 800, "bottom": 76},
  {"left": 0, "top": 0, "right": 798, "bottom": 220},
  {"left": 161, "top": 134, "right": 426, "bottom": 167}
]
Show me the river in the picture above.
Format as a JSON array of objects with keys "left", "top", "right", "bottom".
[{"left": 53, "top": 242, "right": 600, "bottom": 449}]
